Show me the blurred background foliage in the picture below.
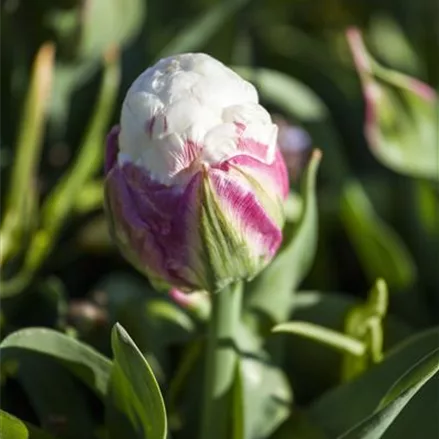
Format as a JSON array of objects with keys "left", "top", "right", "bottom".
[{"left": 0, "top": 0, "right": 438, "bottom": 438}]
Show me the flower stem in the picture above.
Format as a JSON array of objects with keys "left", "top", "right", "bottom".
[{"left": 200, "top": 282, "right": 243, "bottom": 439}]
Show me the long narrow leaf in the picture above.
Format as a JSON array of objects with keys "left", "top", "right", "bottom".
[
  {"left": 0, "top": 43, "right": 55, "bottom": 267},
  {"left": 337, "top": 348, "right": 439, "bottom": 439},
  {"left": 106, "top": 323, "right": 167, "bottom": 439},
  {"left": 0, "top": 327, "right": 111, "bottom": 398},
  {"left": 0, "top": 410, "right": 57, "bottom": 439},
  {"left": 272, "top": 321, "right": 366, "bottom": 357}
]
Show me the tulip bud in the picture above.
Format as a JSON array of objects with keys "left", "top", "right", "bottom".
[
  {"left": 346, "top": 28, "right": 438, "bottom": 180},
  {"left": 104, "top": 53, "right": 289, "bottom": 292}
]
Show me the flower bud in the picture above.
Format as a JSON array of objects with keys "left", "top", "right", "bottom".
[
  {"left": 275, "top": 116, "right": 312, "bottom": 182},
  {"left": 104, "top": 53, "right": 289, "bottom": 292},
  {"left": 346, "top": 28, "right": 438, "bottom": 180}
]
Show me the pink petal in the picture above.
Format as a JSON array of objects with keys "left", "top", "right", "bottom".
[
  {"left": 105, "top": 163, "right": 207, "bottom": 290},
  {"left": 207, "top": 165, "right": 284, "bottom": 262}
]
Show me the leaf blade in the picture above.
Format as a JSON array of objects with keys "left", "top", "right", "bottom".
[
  {"left": 337, "top": 348, "right": 439, "bottom": 439},
  {"left": 0, "top": 410, "right": 58, "bottom": 439},
  {"left": 272, "top": 321, "right": 366, "bottom": 357},
  {"left": 0, "top": 327, "right": 111, "bottom": 398},
  {"left": 106, "top": 323, "right": 167, "bottom": 439}
]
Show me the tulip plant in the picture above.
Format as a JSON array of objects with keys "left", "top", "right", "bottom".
[
  {"left": 104, "top": 53, "right": 291, "bottom": 438},
  {"left": 0, "top": 2, "right": 438, "bottom": 439}
]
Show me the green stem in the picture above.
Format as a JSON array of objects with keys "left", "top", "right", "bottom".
[{"left": 200, "top": 282, "right": 243, "bottom": 439}]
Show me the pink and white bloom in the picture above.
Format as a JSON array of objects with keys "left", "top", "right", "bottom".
[{"left": 104, "top": 53, "right": 289, "bottom": 292}]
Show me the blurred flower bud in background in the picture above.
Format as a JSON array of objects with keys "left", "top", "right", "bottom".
[
  {"left": 104, "top": 53, "right": 289, "bottom": 293},
  {"left": 275, "top": 116, "right": 312, "bottom": 182}
]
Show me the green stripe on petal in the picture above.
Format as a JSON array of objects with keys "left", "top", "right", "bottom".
[
  {"left": 233, "top": 165, "right": 285, "bottom": 229},
  {"left": 200, "top": 172, "right": 258, "bottom": 292}
]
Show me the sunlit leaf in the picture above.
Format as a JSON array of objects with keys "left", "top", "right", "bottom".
[
  {"left": 342, "top": 279, "right": 389, "bottom": 381},
  {"left": 272, "top": 321, "right": 366, "bottom": 357},
  {"left": 337, "top": 348, "right": 439, "bottom": 439},
  {"left": 0, "top": 43, "right": 55, "bottom": 271},
  {"left": 79, "top": 0, "right": 145, "bottom": 60},
  {"left": 0, "top": 47, "right": 121, "bottom": 298},
  {"left": 233, "top": 67, "right": 326, "bottom": 121},
  {"left": 0, "top": 327, "right": 111, "bottom": 398},
  {"left": 106, "top": 323, "right": 167, "bottom": 439},
  {"left": 49, "top": 0, "right": 144, "bottom": 126},
  {"left": 0, "top": 410, "right": 57, "bottom": 439},
  {"left": 367, "top": 16, "right": 419, "bottom": 75},
  {"left": 310, "top": 327, "right": 439, "bottom": 439},
  {"left": 378, "top": 348, "right": 439, "bottom": 409},
  {"left": 42, "top": 47, "right": 121, "bottom": 231}
]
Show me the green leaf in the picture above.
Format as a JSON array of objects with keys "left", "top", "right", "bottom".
[
  {"left": 79, "top": 0, "right": 145, "bottom": 61},
  {"left": 49, "top": 61, "right": 99, "bottom": 131},
  {"left": 290, "top": 291, "right": 411, "bottom": 343},
  {"left": 172, "top": 322, "right": 291, "bottom": 439},
  {"left": 159, "top": 0, "right": 252, "bottom": 58},
  {"left": 101, "top": 273, "right": 196, "bottom": 382},
  {"left": 272, "top": 410, "right": 328, "bottom": 439},
  {"left": 106, "top": 323, "right": 167, "bottom": 439},
  {"left": 42, "top": 48, "right": 121, "bottom": 233},
  {"left": 234, "top": 323, "right": 292, "bottom": 439},
  {"left": 342, "top": 279, "right": 389, "bottom": 382},
  {"left": 310, "top": 327, "right": 439, "bottom": 439},
  {"left": 337, "top": 348, "right": 439, "bottom": 439},
  {"left": 0, "top": 48, "right": 121, "bottom": 298},
  {"left": 347, "top": 28, "right": 438, "bottom": 180},
  {"left": 245, "top": 150, "right": 321, "bottom": 323},
  {"left": 0, "top": 410, "right": 58, "bottom": 439},
  {"left": 272, "top": 321, "right": 366, "bottom": 357},
  {"left": 367, "top": 16, "right": 419, "bottom": 75},
  {"left": 378, "top": 348, "right": 439, "bottom": 410},
  {"left": 15, "top": 356, "right": 95, "bottom": 439},
  {"left": 167, "top": 340, "right": 203, "bottom": 420},
  {"left": 284, "top": 291, "right": 412, "bottom": 402},
  {"left": 0, "top": 327, "right": 111, "bottom": 398},
  {"left": 233, "top": 67, "right": 327, "bottom": 121},
  {"left": 0, "top": 43, "right": 55, "bottom": 272},
  {"left": 340, "top": 180, "right": 416, "bottom": 290},
  {"left": 48, "top": 0, "right": 142, "bottom": 129}
]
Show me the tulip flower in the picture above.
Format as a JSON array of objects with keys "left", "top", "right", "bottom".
[{"left": 104, "top": 53, "right": 289, "bottom": 293}]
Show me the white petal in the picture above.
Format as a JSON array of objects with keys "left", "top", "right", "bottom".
[
  {"left": 118, "top": 53, "right": 270, "bottom": 184},
  {"left": 164, "top": 97, "right": 220, "bottom": 137},
  {"left": 119, "top": 91, "right": 164, "bottom": 158},
  {"left": 203, "top": 123, "right": 239, "bottom": 163},
  {"left": 222, "top": 103, "right": 272, "bottom": 125}
]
